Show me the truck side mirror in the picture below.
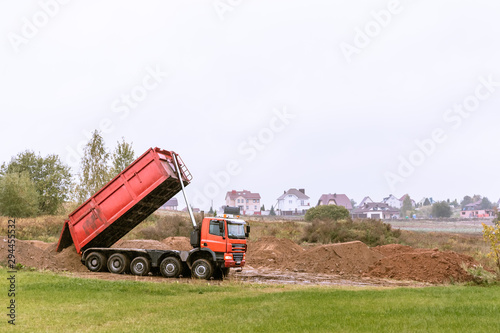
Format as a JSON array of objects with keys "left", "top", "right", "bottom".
[
  {"left": 245, "top": 225, "right": 250, "bottom": 237},
  {"left": 219, "top": 222, "right": 224, "bottom": 234}
]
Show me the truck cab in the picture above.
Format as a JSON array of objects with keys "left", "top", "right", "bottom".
[{"left": 188, "top": 217, "right": 249, "bottom": 278}]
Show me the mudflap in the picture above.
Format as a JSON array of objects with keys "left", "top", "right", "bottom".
[{"left": 56, "top": 221, "right": 73, "bottom": 252}]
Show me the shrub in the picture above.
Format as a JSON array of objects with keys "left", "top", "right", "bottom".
[
  {"left": 139, "top": 214, "right": 192, "bottom": 240},
  {"left": 0, "top": 172, "right": 40, "bottom": 217},
  {"left": 301, "top": 218, "right": 401, "bottom": 247},
  {"left": 305, "top": 205, "right": 350, "bottom": 222}
]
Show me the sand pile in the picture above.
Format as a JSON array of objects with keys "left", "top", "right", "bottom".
[
  {"left": 366, "top": 245, "right": 475, "bottom": 283},
  {"left": 0, "top": 237, "right": 87, "bottom": 272},
  {"left": 247, "top": 237, "right": 479, "bottom": 283},
  {"left": 161, "top": 237, "right": 192, "bottom": 251}
]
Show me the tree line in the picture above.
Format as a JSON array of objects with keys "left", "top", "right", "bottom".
[{"left": 0, "top": 131, "right": 135, "bottom": 217}]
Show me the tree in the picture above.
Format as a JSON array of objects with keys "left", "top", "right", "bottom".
[
  {"left": 400, "top": 195, "right": 413, "bottom": 217},
  {"left": 431, "top": 201, "right": 452, "bottom": 218},
  {"left": 110, "top": 138, "right": 135, "bottom": 177},
  {"left": 0, "top": 150, "right": 72, "bottom": 214},
  {"left": 208, "top": 206, "right": 214, "bottom": 215},
  {"left": 0, "top": 172, "right": 39, "bottom": 217},
  {"left": 350, "top": 198, "right": 357, "bottom": 208},
  {"left": 261, "top": 204, "right": 265, "bottom": 211},
  {"left": 75, "top": 130, "right": 111, "bottom": 203},
  {"left": 482, "top": 210, "right": 500, "bottom": 269},
  {"left": 269, "top": 205, "right": 276, "bottom": 216},
  {"left": 480, "top": 197, "right": 493, "bottom": 210},
  {"left": 423, "top": 198, "right": 431, "bottom": 206},
  {"left": 460, "top": 195, "right": 473, "bottom": 208},
  {"left": 305, "top": 205, "right": 350, "bottom": 222}
]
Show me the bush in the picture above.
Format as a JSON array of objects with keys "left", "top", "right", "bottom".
[
  {"left": 305, "top": 205, "right": 350, "bottom": 222},
  {"left": 0, "top": 172, "right": 40, "bottom": 217},
  {"left": 139, "top": 214, "right": 192, "bottom": 240},
  {"left": 301, "top": 218, "right": 402, "bottom": 247},
  {"left": 431, "top": 201, "right": 452, "bottom": 218}
]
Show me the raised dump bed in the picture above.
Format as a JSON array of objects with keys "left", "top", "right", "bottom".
[{"left": 57, "top": 147, "right": 191, "bottom": 254}]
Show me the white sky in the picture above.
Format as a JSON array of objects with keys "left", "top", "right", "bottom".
[{"left": 1, "top": 0, "right": 500, "bottom": 210}]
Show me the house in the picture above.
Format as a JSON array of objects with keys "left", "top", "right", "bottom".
[
  {"left": 460, "top": 200, "right": 494, "bottom": 218},
  {"left": 417, "top": 197, "right": 435, "bottom": 206},
  {"left": 225, "top": 190, "right": 261, "bottom": 215},
  {"left": 182, "top": 207, "right": 200, "bottom": 213},
  {"left": 160, "top": 198, "right": 178, "bottom": 210},
  {"left": 399, "top": 194, "right": 416, "bottom": 207},
  {"left": 317, "top": 193, "right": 352, "bottom": 210},
  {"left": 351, "top": 202, "right": 400, "bottom": 219},
  {"left": 359, "top": 196, "right": 373, "bottom": 207},
  {"left": 383, "top": 194, "right": 401, "bottom": 209},
  {"left": 276, "top": 188, "right": 310, "bottom": 215}
]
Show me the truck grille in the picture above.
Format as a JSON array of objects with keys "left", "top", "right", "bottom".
[
  {"left": 232, "top": 244, "right": 245, "bottom": 251},
  {"left": 233, "top": 253, "right": 244, "bottom": 262}
]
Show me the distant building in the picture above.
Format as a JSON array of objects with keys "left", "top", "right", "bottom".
[
  {"left": 460, "top": 200, "right": 494, "bottom": 218},
  {"left": 276, "top": 188, "right": 310, "bottom": 216},
  {"left": 182, "top": 207, "right": 200, "bottom": 213},
  {"left": 225, "top": 190, "right": 261, "bottom": 215},
  {"left": 399, "top": 194, "right": 416, "bottom": 207},
  {"left": 160, "top": 198, "right": 178, "bottom": 211},
  {"left": 383, "top": 194, "right": 401, "bottom": 209},
  {"left": 317, "top": 193, "right": 353, "bottom": 210},
  {"left": 359, "top": 196, "right": 373, "bottom": 207},
  {"left": 351, "top": 202, "right": 400, "bottom": 219}
]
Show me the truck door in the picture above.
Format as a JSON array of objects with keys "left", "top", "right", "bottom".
[{"left": 202, "top": 219, "right": 227, "bottom": 253}]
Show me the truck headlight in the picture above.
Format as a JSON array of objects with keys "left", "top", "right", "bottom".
[{"left": 224, "top": 255, "right": 233, "bottom": 260}]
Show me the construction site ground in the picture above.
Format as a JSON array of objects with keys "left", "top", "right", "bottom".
[{"left": 1, "top": 234, "right": 489, "bottom": 287}]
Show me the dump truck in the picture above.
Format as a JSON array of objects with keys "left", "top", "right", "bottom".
[{"left": 57, "top": 147, "right": 249, "bottom": 279}]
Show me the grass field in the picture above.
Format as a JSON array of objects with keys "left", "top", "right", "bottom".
[{"left": 4, "top": 269, "right": 500, "bottom": 333}]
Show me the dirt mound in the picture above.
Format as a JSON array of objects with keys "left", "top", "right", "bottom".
[
  {"left": 288, "top": 241, "right": 384, "bottom": 275},
  {"left": 366, "top": 246, "right": 475, "bottom": 283},
  {"left": 0, "top": 237, "right": 87, "bottom": 272},
  {"left": 247, "top": 237, "right": 304, "bottom": 267},
  {"left": 112, "top": 239, "right": 170, "bottom": 250},
  {"left": 161, "top": 237, "right": 192, "bottom": 251}
]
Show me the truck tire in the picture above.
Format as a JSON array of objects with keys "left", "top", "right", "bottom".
[
  {"left": 191, "top": 259, "right": 213, "bottom": 280},
  {"left": 160, "top": 257, "right": 181, "bottom": 278},
  {"left": 86, "top": 252, "right": 107, "bottom": 272},
  {"left": 107, "top": 253, "right": 130, "bottom": 274},
  {"left": 130, "top": 256, "right": 150, "bottom": 276}
]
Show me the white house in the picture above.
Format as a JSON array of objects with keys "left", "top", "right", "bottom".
[
  {"left": 383, "top": 194, "right": 401, "bottom": 209},
  {"left": 276, "top": 188, "right": 310, "bottom": 215}
]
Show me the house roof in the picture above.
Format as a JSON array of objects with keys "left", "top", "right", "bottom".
[
  {"left": 317, "top": 193, "right": 352, "bottom": 210},
  {"left": 359, "top": 196, "right": 373, "bottom": 206},
  {"left": 352, "top": 202, "right": 399, "bottom": 214},
  {"left": 163, "top": 198, "right": 178, "bottom": 206},
  {"left": 225, "top": 190, "right": 261, "bottom": 200},
  {"left": 277, "top": 188, "right": 309, "bottom": 200}
]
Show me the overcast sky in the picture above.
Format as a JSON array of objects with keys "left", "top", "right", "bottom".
[{"left": 1, "top": 0, "right": 500, "bottom": 210}]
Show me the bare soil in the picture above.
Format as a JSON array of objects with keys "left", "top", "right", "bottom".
[{"left": 0, "top": 235, "right": 483, "bottom": 286}]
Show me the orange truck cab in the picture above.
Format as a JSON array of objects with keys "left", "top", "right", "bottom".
[{"left": 193, "top": 217, "right": 249, "bottom": 270}]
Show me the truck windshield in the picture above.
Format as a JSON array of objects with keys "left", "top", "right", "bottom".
[{"left": 227, "top": 222, "right": 246, "bottom": 239}]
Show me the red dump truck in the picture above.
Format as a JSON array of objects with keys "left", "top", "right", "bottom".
[{"left": 57, "top": 147, "right": 249, "bottom": 279}]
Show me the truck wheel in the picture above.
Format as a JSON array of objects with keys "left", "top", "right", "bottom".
[
  {"left": 191, "top": 259, "right": 213, "bottom": 280},
  {"left": 86, "top": 252, "right": 107, "bottom": 272},
  {"left": 130, "top": 256, "right": 150, "bottom": 276},
  {"left": 160, "top": 257, "right": 181, "bottom": 278},
  {"left": 107, "top": 253, "right": 130, "bottom": 274}
]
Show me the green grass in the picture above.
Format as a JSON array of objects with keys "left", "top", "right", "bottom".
[{"left": 4, "top": 269, "right": 500, "bottom": 332}]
